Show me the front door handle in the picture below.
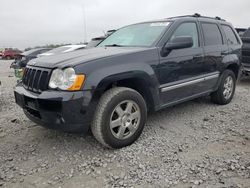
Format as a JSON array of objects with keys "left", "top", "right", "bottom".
[
  {"left": 221, "top": 51, "right": 228, "bottom": 55},
  {"left": 193, "top": 54, "right": 204, "bottom": 59}
]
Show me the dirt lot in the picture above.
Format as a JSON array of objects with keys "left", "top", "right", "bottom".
[{"left": 0, "top": 60, "right": 249, "bottom": 188}]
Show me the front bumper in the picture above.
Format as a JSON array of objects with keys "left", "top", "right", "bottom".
[{"left": 14, "top": 84, "right": 93, "bottom": 133}]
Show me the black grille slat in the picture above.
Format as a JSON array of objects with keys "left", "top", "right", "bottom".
[
  {"left": 22, "top": 67, "right": 51, "bottom": 93},
  {"left": 28, "top": 70, "right": 36, "bottom": 89},
  {"left": 22, "top": 68, "right": 28, "bottom": 85},
  {"left": 24, "top": 68, "right": 31, "bottom": 86},
  {"left": 39, "top": 72, "right": 49, "bottom": 91},
  {"left": 31, "top": 70, "right": 37, "bottom": 90},
  {"left": 33, "top": 70, "right": 41, "bottom": 91}
]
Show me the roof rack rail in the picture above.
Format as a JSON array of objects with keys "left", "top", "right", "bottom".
[
  {"left": 193, "top": 13, "right": 201, "bottom": 17},
  {"left": 167, "top": 13, "right": 226, "bottom": 21},
  {"left": 215, "top": 16, "right": 222, "bottom": 20}
]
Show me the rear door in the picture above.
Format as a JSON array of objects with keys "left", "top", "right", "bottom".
[{"left": 196, "top": 22, "right": 226, "bottom": 93}]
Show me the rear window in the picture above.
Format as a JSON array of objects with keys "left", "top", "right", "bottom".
[
  {"left": 222, "top": 25, "right": 239, "bottom": 45},
  {"left": 201, "top": 23, "right": 223, "bottom": 46}
]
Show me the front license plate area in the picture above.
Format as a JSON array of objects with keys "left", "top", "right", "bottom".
[{"left": 25, "top": 97, "right": 38, "bottom": 110}]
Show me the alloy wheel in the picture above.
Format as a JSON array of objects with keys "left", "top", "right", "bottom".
[
  {"left": 223, "top": 76, "right": 234, "bottom": 100},
  {"left": 109, "top": 100, "right": 141, "bottom": 140}
]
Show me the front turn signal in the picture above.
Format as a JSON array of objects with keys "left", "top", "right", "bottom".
[{"left": 68, "top": 75, "right": 85, "bottom": 91}]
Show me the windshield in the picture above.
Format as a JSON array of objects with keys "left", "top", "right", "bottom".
[{"left": 99, "top": 22, "right": 170, "bottom": 47}]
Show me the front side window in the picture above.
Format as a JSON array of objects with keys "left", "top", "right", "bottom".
[
  {"left": 222, "top": 25, "right": 239, "bottom": 45},
  {"left": 170, "top": 22, "right": 199, "bottom": 48},
  {"left": 99, "top": 22, "right": 170, "bottom": 47},
  {"left": 201, "top": 23, "right": 223, "bottom": 46}
]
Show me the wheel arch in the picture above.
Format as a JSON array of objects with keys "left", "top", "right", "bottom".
[
  {"left": 222, "top": 53, "right": 241, "bottom": 79},
  {"left": 91, "top": 71, "right": 160, "bottom": 111},
  {"left": 226, "top": 63, "right": 241, "bottom": 79}
]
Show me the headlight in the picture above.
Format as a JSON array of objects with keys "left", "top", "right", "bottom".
[{"left": 49, "top": 68, "right": 85, "bottom": 91}]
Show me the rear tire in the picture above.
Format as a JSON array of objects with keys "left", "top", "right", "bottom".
[
  {"left": 91, "top": 87, "right": 147, "bottom": 149},
  {"left": 211, "top": 70, "right": 236, "bottom": 105}
]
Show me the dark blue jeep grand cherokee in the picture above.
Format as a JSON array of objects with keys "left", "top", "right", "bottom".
[{"left": 15, "top": 14, "right": 242, "bottom": 148}]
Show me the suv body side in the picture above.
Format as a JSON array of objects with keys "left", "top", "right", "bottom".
[{"left": 14, "top": 16, "right": 242, "bottom": 133}]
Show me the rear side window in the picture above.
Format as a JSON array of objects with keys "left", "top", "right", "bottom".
[
  {"left": 201, "top": 23, "right": 223, "bottom": 46},
  {"left": 222, "top": 25, "right": 239, "bottom": 45}
]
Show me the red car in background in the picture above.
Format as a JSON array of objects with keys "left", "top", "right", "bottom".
[{"left": 2, "top": 48, "right": 22, "bottom": 60}]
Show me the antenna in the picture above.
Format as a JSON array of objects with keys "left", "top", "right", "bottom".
[{"left": 82, "top": 5, "right": 87, "bottom": 44}]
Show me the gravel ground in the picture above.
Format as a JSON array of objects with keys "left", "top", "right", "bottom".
[{"left": 0, "top": 60, "right": 249, "bottom": 188}]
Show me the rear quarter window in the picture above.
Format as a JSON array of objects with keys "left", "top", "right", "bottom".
[
  {"left": 222, "top": 25, "right": 239, "bottom": 45},
  {"left": 201, "top": 23, "right": 223, "bottom": 46}
]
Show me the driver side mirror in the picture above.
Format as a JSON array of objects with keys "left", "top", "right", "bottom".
[{"left": 162, "top": 36, "right": 193, "bottom": 56}]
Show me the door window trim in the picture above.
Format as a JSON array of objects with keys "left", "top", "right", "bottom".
[
  {"left": 200, "top": 22, "right": 224, "bottom": 46},
  {"left": 221, "top": 24, "right": 241, "bottom": 45}
]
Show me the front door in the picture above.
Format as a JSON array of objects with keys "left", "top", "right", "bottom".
[{"left": 158, "top": 22, "right": 204, "bottom": 105}]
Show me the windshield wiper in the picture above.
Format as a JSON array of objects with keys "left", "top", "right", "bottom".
[{"left": 104, "top": 44, "right": 124, "bottom": 47}]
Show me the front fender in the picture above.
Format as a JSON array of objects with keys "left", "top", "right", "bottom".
[
  {"left": 84, "top": 62, "right": 157, "bottom": 89},
  {"left": 81, "top": 62, "right": 161, "bottom": 110}
]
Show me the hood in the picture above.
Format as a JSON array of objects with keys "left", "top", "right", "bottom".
[
  {"left": 38, "top": 53, "right": 54, "bottom": 57},
  {"left": 28, "top": 47, "right": 149, "bottom": 68}
]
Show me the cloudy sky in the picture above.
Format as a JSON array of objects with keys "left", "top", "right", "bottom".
[{"left": 0, "top": 0, "right": 249, "bottom": 49}]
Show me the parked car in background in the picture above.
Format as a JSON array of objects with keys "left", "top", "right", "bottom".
[
  {"left": 15, "top": 14, "right": 241, "bottom": 149},
  {"left": 240, "top": 28, "right": 250, "bottom": 74},
  {"left": 0, "top": 48, "right": 3, "bottom": 58},
  {"left": 236, "top": 28, "right": 247, "bottom": 37},
  {"left": 2, "top": 48, "right": 22, "bottom": 60},
  {"left": 10, "top": 48, "right": 51, "bottom": 69},
  {"left": 38, "top": 45, "right": 86, "bottom": 57}
]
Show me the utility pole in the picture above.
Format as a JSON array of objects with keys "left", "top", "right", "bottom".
[{"left": 82, "top": 5, "right": 87, "bottom": 44}]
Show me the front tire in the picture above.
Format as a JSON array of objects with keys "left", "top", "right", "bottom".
[
  {"left": 211, "top": 70, "right": 236, "bottom": 105},
  {"left": 91, "top": 87, "right": 147, "bottom": 149}
]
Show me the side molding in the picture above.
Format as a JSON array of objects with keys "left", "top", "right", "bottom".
[{"left": 160, "top": 72, "right": 220, "bottom": 92}]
